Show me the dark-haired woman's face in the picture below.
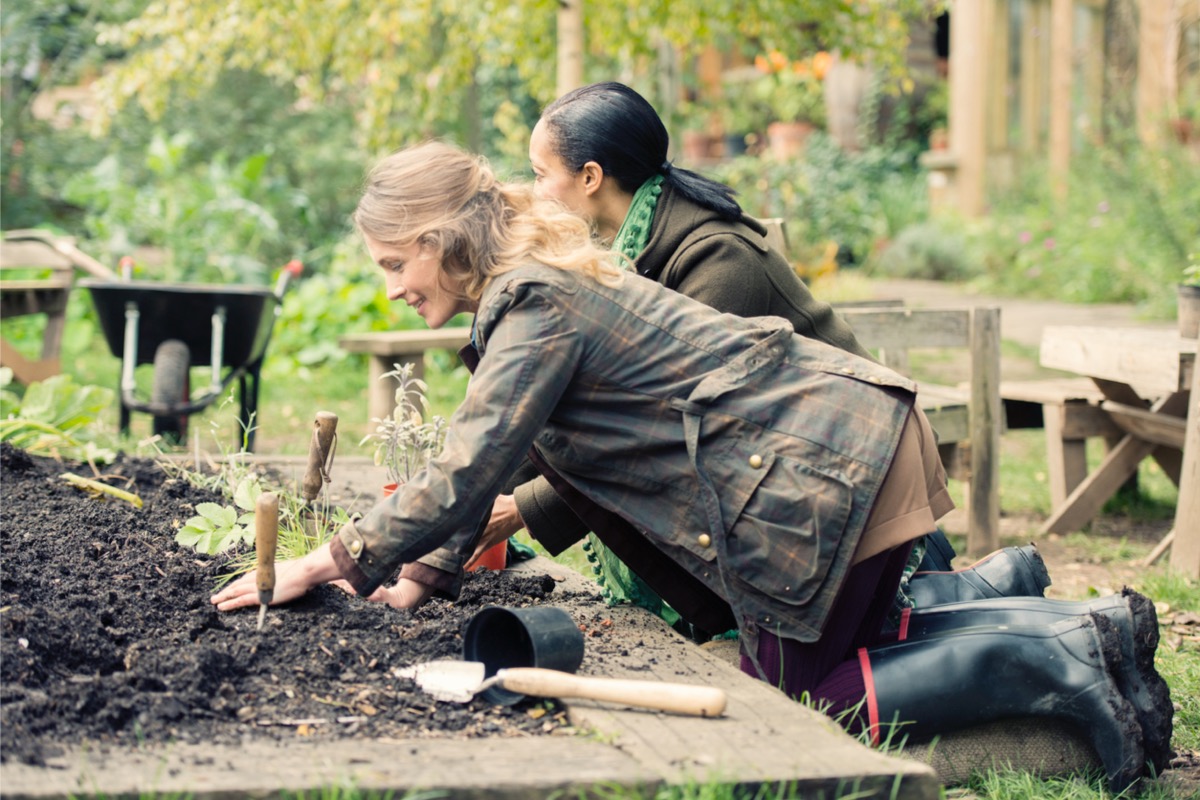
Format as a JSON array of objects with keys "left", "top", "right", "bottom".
[{"left": 529, "top": 119, "right": 594, "bottom": 219}]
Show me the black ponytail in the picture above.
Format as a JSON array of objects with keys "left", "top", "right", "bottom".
[{"left": 542, "top": 82, "right": 742, "bottom": 221}]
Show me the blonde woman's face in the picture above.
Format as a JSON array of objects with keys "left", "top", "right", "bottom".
[
  {"left": 363, "top": 233, "right": 474, "bottom": 328},
  {"left": 529, "top": 118, "right": 593, "bottom": 217}
]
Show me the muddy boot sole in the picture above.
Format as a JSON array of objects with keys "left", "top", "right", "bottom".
[
  {"left": 1088, "top": 612, "right": 1147, "bottom": 794},
  {"left": 1122, "top": 588, "right": 1174, "bottom": 774}
]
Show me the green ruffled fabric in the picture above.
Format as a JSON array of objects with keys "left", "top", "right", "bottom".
[
  {"left": 585, "top": 174, "right": 678, "bottom": 625},
  {"left": 610, "top": 174, "right": 663, "bottom": 267}
]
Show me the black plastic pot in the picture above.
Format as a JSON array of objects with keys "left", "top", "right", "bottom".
[{"left": 462, "top": 605, "right": 585, "bottom": 705}]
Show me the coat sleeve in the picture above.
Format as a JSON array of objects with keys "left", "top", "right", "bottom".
[
  {"left": 332, "top": 288, "right": 582, "bottom": 597},
  {"left": 666, "top": 230, "right": 875, "bottom": 361},
  {"left": 513, "top": 473, "right": 589, "bottom": 555}
]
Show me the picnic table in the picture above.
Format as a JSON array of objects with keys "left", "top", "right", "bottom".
[{"left": 1039, "top": 325, "right": 1199, "bottom": 577}]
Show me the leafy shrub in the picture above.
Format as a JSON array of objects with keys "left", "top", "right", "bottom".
[
  {"left": 873, "top": 221, "right": 974, "bottom": 281},
  {"left": 0, "top": 368, "right": 116, "bottom": 461},
  {"left": 710, "top": 135, "right": 927, "bottom": 267},
  {"left": 970, "top": 138, "right": 1200, "bottom": 315}
]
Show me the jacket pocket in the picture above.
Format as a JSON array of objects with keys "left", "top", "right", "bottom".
[{"left": 725, "top": 454, "right": 853, "bottom": 607}]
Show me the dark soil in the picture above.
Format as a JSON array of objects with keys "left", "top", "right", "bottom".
[{"left": 0, "top": 443, "right": 606, "bottom": 767}]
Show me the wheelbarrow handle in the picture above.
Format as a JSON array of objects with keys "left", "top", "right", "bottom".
[{"left": 274, "top": 260, "right": 304, "bottom": 298}]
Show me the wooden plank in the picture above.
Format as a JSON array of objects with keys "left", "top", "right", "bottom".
[
  {"left": 968, "top": 306, "right": 1001, "bottom": 555},
  {"left": 839, "top": 308, "right": 971, "bottom": 349},
  {"left": 1046, "top": 403, "right": 1090, "bottom": 508},
  {"left": 1040, "top": 433, "right": 1156, "bottom": 534},
  {"left": 999, "top": 378, "right": 1103, "bottom": 405},
  {"left": 1048, "top": 0, "right": 1072, "bottom": 194},
  {"left": 339, "top": 328, "right": 472, "bottom": 356},
  {"left": 1101, "top": 399, "right": 1188, "bottom": 450},
  {"left": 1170, "top": 352, "right": 1200, "bottom": 577},
  {"left": 1039, "top": 392, "right": 1187, "bottom": 534},
  {"left": 1041, "top": 326, "right": 1195, "bottom": 395}
]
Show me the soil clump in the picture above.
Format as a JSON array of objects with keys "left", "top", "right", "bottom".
[{"left": 0, "top": 443, "right": 603, "bottom": 767}]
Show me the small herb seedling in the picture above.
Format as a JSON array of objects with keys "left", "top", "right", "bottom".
[{"left": 360, "top": 363, "right": 450, "bottom": 488}]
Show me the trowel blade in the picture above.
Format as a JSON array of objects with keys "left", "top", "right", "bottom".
[{"left": 395, "top": 660, "right": 488, "bottom": 703}]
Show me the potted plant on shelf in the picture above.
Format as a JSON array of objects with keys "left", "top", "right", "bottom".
[
  {"left": 361, "top": 362, "right": 506, "bottom": 571},
  {"left": 753, "top": 50, "right": 830, "bottom": 160},
  {"left": 1179, "top": 257, "right": 1200, "bottom": 339}
]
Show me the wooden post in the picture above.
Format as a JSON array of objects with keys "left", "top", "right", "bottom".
[
  {"left": 1170, "top": 353, "right": 1200, "bottom": 577},
  {"left": 968, "top": 307, "right": 1001, "bottom": 556},
  {"left": 948, "top": 0, "right": 991, "bottom": 216},
  {"left": 1048, "top": 0, "right": 1073, "bottom": 199},
  {"left": 556, "top": 0, "right": 584, "bottom": 98},
  {"left": 1137, "top": 0, "right": 1169, "bottom": 145}
]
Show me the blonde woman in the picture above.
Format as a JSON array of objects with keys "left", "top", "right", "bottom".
[{"left": 212, "top": 142, "right": 1161, "bottom": 793}]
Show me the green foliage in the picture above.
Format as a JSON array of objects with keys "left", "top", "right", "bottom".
[
  {"left": 267, "top": 235, "right": 418, "bottom": 368},
  {"left": 710, "top": 136, "right": 927, "bottom": 266},
  {"left": 969, "top": 138, "right": 1200, "bottom": 316},
  {"left": 89, "top": 0, "right": 931, "bottom": 151},
  {"left": 873, "top": 221, "right": 974, "bottom": 281},
  {"left": 0, "top": 368, "right": 116, "bottom": 461},
  {"left": 174, "top": 473, "right": 261, "bottom": 554},
  {"left": 61, "top": 130, "right": 305, "bottom": 285},
  {"left": 360, "top": 363, "right": 449, "bottom": 487}
]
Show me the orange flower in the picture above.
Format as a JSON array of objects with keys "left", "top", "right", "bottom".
[{"left": 812, "top": 51, "right": 832, "bottom": 80}]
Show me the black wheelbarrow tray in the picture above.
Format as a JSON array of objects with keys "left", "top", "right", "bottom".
[{"left": 80, "top": 265, "right": 298, "bottom": 451}]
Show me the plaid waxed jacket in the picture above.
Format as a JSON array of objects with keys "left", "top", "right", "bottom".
[{"left": 333, "top": 263, "right": 917, "bottom": 643}]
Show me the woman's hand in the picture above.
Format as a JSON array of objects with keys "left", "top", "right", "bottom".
[
  {"left": 210, "top": 542, "right": 341, "bottom": 612},
  {"left": 466, "top": 494, "right": 525, "bottom": 568},
  {"left": 333, "top": 577, "right": 434, "bottom": 609}
]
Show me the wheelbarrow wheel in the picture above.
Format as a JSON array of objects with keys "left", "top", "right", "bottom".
[{"left": 152, "top": 339, "right": 190, "bottom": 444}]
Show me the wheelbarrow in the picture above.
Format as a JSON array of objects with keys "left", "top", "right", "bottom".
[{"left": 80, "top": 261, "right": 301, "bottom": 451}]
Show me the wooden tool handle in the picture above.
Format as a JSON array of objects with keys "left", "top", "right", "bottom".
[
  {"left": 255, "top": 493, "right": 280, "bottom": 597},
  {"left": 301, "top": 412, "right": 339, "bottom": 504},
  {"left": 496, "top": 668, "right": 727, "bottom": 718}
]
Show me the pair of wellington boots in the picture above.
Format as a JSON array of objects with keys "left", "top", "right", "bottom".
[
  {"left": 907, "top": 542, "right": 1052, "bottom": 607},
  {"left": 855, "top": 589, "right": 1172, "bottom": 794}
]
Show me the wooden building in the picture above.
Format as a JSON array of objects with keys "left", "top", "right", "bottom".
[{"left": 929, "top": 0, "right": 1200, "bottom": 217}]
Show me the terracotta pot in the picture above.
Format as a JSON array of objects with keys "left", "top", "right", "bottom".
[
  {"left": 681, "top": 130, "right": 712, "bottom": 162},
  {"left": 382, "top": 482, "right": 508, "bottom": 572},
  {"left": 929, "top": 126, "right": 949, "bottom": 151},
  {"left": 1178, "top": 283, "right": 1200, "bottom": 338},
  {"left": 767, "top": 121, "right": 815, "bottom": 160}
]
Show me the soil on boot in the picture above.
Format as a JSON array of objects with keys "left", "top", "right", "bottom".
[{"left": 0, "top": 443, "right": 608, "bottom": 766}]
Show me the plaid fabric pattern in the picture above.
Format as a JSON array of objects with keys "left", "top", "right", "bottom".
[{"left": 339, "top": 264, "right": 916, "bottom": 643}]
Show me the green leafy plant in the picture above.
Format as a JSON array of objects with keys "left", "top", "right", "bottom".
[
  {"left": 1183, "top": 258, "right": 1200, "bottom": 287},
  {"left": 174, "top": 473, "right": 262, "bottom": 554},
  {"left": 360, "top": 362, "right": 449, "bottom": 488},
  {"left": 0, "top": 369, "right": 116, "bottom": 461},
  {"left": 751, "top": 51, "right": 830, "bottom": 126}
]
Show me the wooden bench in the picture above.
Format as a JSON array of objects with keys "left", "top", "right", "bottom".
[
  {"left": 998, "top": 378, "right": 1118, "bottom": 511},
  {"left": 339, "top": 328, "right": 471, "bottom": 422},
  {"left": 838, "top": 306, "right": 1002, "bottom": 557},
  {"left": 1, "top": 229, "right": 117, "bottom": 383}
]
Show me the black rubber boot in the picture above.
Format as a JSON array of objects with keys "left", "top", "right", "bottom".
[
  {"left": 907, "top": 543, "right": 1051, "bottom": 607},
  {"left": 857, "top": 614, "right": 1144, "bottom": 794},
  {"left": 892, "top": 589, "right": 1173, "bottom": 774}
]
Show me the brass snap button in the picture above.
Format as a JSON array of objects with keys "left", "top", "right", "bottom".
[
  {"left": 697, "top": 533, "right": 712, "bottom": 548},
  {"left": 748, "top": 454, "right": 764, "bottom": 469}
]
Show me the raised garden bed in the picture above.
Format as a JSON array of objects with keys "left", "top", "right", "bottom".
[{"left": 0, "top": 443, "right": 939, "bottom": 799}]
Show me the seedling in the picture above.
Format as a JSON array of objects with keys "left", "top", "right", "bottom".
[{"left": 360, "top": 362, "right": 449, "bottom": 488}]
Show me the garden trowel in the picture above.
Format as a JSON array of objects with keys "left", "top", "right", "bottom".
[
  {"left": 396, "top": 660, "right": 727, "bottom": 717},
  {"left": 300, "top": 411, "right": 338, "bottom": 535},
  {"left": 255, "top": 492, "right": 279, "bottom": 631}
]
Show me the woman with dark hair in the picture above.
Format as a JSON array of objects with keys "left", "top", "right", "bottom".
[
  {"left": 475, "top": 81, "right": 1047, "bottom": 623},
  {"left": 211, "top": 142, "right": 1167, "bottom": 793}
]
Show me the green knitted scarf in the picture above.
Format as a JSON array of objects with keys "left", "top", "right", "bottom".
[
  {"left": 583, "top": 173, "right": 680, "bottom": 626},
  {"left": 610, "top": 174, "right": 663, "bottom": 267}
]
